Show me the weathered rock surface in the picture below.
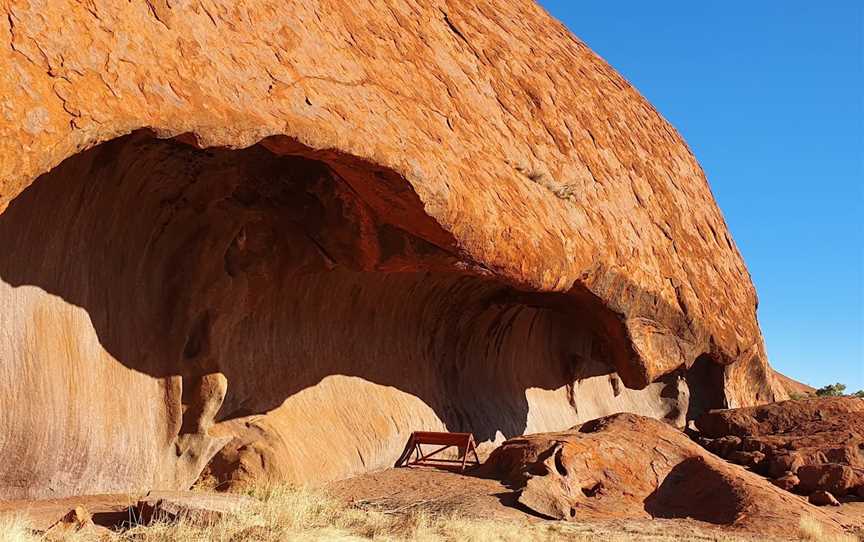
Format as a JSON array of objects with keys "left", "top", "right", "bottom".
[
  {"left": 0, "top": 0, "right": 785, "bottom": 498},
  {"left": 481, "top": 413, "right": 850, "bottom": 538},
  {"left": 697, "top": 397, "right": 864, "bottom": 497}
]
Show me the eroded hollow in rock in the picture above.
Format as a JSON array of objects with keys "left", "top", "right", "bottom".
[
  {"left": 685, "top": 353, "right": 728, "bottom": 421},
  {"left": 0, "top": 132, "right": 699, "bottom": 496}
]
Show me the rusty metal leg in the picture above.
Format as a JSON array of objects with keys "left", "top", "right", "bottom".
[
  {"left": 410, "top": 443, "right": 423, "bottom": 466},
  {"left": 394, "top": 434, "right": 417, "bottom": 468}
]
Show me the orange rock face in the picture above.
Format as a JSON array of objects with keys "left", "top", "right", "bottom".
[{"left": 0, "top": 0, "right": 784, "bottom": 498}]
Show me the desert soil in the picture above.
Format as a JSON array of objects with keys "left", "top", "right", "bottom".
[{"left": 327, "top": 466, "right": 844, "bottom": 541}]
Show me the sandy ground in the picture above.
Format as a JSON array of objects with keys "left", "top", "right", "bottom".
[
  {"left": 327, "top": 466, "right": 854, "bottom": 541},
  {"left": 1, "top": 465, "right": 861, "bottom": 540}
]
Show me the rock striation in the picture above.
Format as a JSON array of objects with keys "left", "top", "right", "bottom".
[{"left": 0, "top": 0, "right": 784, "bottom": 498}]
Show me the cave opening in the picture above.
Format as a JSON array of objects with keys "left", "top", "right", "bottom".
[
  {"left": 685, "top": 353, "right": 728, "bottom": 422},
  {"left": 0, "top": 131, "right": 697, "bottom": 495}
]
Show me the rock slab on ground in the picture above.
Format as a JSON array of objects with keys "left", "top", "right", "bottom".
[
  {"left": 482, "top": 413, "right": 853, "bottom": 539},
  {"left": 137, "top": 491, "right": 258, "bottom": 526},
  {"left": 0, "top": 491, "right": 255, "bottom": 533}
]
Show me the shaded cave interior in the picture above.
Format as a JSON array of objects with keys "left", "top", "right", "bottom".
[{"left": 0, "top": 131, "right": 727, "bottom": 486}]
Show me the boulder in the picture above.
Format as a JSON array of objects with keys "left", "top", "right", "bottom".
[
  {"left": 728, "top": 450, "right": 765, "bottom": 469},
  {"left": 766, "top": 453, "right": 805, "bottom": 479},
  {"left": 696, "top": 398, "right": 864, "bottom": 497},
  {"left": 809, "top": 491, "right": 840, "bottom": 507},
  {"left": 0, "top": 0, "right": 786, "bottom": 497},
  {"left": 739, "top": 437, "right": 769, "bottom": 453},
  {"left": 771, "top": 473, "right": 800, "bottom": 492},
  {"left": 481, "top": 413, "right": 848, "bottom": 539},
  {"left": 797, "top": 464, "right": 864, "bottom": 497},
  {"left": 706, "top": 435, "right": 743, "bottom": 458}
]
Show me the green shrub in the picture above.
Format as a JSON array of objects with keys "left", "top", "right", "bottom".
[{"left": 815, "top": 383, "right": 846, "bottom": 397}]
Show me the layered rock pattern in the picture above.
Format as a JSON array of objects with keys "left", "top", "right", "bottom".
[
  {"left": 482, "top": 413, "right": 852, "bottom": 538},
  {"left": 697, "top": 397, "right": 864, "bottom": 503},
  {"left": 0, "top": 0, "right": 784, "bottom": 497}
]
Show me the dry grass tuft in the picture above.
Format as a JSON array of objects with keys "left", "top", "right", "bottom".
[
  {"left": 2, "top": 486, "right": 617, "bottom": 542},
  {"left": 106, "top": 485, "right": 563, "bottom": 541},
  {"left": 798, "top": 514, "right": 858, "bottom": 542},
  {"left": 4, "top": 487, "right": 846, "bottom": 541},
  {"left": 0, "top": 515, "right": 39, "bottom": 542}
]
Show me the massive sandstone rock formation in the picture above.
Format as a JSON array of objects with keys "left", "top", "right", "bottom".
[{"left": 0, "top": 0, "right": 785, "bottom": 498}]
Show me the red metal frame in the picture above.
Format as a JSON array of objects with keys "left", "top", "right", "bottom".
[{"left": 394, "top": 431, "right": 481, "bottom": 472}]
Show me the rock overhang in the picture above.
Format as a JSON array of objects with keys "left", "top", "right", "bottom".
[
  {"left": 4, "top": 0, "right": 770, "bottom": 389},
  {"left": 0, "top": 0, "right": 787, "bottom": 497}
]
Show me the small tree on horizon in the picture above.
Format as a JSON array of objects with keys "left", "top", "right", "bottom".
[
  {"left": 854, "top": 390, "right": 864, "bottom": 398},
  {"left": 815, "top": 382, "right": 846, "bottom": 397}
]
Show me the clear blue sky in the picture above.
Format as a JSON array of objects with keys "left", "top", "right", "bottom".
[{"left": 540, "top": 1, "right": 863, "bottom": 392}]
